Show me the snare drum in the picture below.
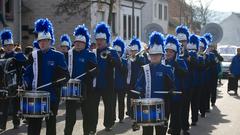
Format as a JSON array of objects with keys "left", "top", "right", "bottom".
[
  {"left": 132, "top": 98, "right": 165, "bottom": 126},
  {"left": 0, "top": 90, "right": 8, "bottom": 99},
  {"left": 61, "top": 79, "right": 81, "bottom": 100},
  {"left": 19, "top": 91, "right": 50, "bottom": 118}
]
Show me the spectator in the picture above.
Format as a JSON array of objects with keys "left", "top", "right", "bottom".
[{"left": 229, "top": 48, "right": 240, "bottom": 94}]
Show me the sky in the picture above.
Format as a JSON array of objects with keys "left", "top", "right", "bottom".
[{"left": 186, "top": 0, "right": 240, "bottom": 13}]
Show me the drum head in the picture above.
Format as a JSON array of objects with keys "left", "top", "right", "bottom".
[{"left": 24, "top": 91, "right": 50, "bottom": 97}]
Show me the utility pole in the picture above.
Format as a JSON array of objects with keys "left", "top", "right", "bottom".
[
  {"left": 179, "top": 0, "right": 182, "bottom": 24},
  {"left": 132, "top": 0, "right": 135, "bottom": 36}
]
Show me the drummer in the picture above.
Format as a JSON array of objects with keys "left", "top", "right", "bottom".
[
  {"left": 64, "top": 24, "right": 97, "bottom": 135},
  {"left": 23, "top": 18, "right": 69, "bottom": 135},
  {"left": 135, "top": 31, "right": 175, "bottom": 135},
  {"left": 0, "top": 29, "right": 27, "bottom": 132},
  {"left": 164, "top": 35, "right": 188, "bottom": 135}
]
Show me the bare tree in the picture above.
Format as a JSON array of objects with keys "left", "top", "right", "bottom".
[{"left": 54, "top": 0, "right": 116, "bottom": 26}]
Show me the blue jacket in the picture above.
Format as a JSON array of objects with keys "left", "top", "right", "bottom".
[
  {"left": 95, "top": 47, "right": 120, "bottom": 90},
  {"left": 114, "top": 58, "right": 128, "bottom": 91},
  {"left": 135, "top": 63, "right": 175, "bottom": 99},
  {"left": 68, "top": 49, "right": 96, "bottom": 79},
  {"left": 23, "top": 49, "right": 69, "bottom": 103},
  {"left": 128, "top": 55, "right": 149, "bottom": 89},
  {"left": 230, "top": 54, "right": 240, "bottom": 76},
  {"left": 206, "top": 52, "right": 218, "bottom": 82},
  {"left": 166, "top": 58, "right": 188, "bottom": 101}
]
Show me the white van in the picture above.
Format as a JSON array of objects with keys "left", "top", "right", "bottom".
[{"left": 217, "top": 45, "right": 238, "bottom": 77}]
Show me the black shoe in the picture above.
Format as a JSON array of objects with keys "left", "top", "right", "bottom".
[
  {"left": 191, "top": 122, "right": 197, "bottom": 126},
  {"left": 201, "top": 114, "right": 206, "bottom": 118},
  {"left": 183, "top": 130, "right": 190, "bottom": 135},
  {"left": 167, "top": 128, "right": 174, "bottom": 134},
  {"left": 13, "top": 125, "right": 19, "bottom": 129},
  {"left": 132, "top": 123, "right": 140, "bottom": 131},
  {"left": 119, "top": 119, "right": 123, "bottom": 123},
  {"left": 105, "top": 127, "right": 112, "bottom": 132},
  {"left": 211, "top": 103, "right": 215, "bottom": 107}
]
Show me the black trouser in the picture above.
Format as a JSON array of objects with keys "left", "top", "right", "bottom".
[
  {"left": 205, "top": 84, "right": 211, "bottom": 111},
  {"left": 169, "top": 100, "right": 182, "bottom": 135},
  {"left": 27, "top": 102, "right": 59, "bottom": 135},
  {"left": 181, "top": 90, "right": 190, "bottom": 131},
  {"left": 211, "top": 77, "right": 218, "bottom": 105},
  {"left": 0, "top": 97, "right": 20, "bottom": 129},
  {"left": 190, "top": 87, "right": 200, "bottom": 123},
  {"left": 199, "top": 85, "right": 207, "bottom": 116},
  {"left": 113, "top": 89, "right": 125, "bottom": 121},
  {"left": 91, "top": 88, "right": 115, "bottom": 132},
  {"left": 142, "top": 126, "right": 168, "bottom": 135},
  {"left": 64, "top": 100, "right": 89, "bottom": 135}
]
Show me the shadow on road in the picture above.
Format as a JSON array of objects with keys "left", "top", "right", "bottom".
[
  {"left": 1, "top": 123, "right": 27, "bottom": 135},
  {"left": 96, "top": 117, "right": 132, "bottom": 135},
  {"left": 190, "top": 106, "right": 230, "bottom": 135}
]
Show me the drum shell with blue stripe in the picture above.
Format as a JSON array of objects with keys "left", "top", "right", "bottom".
[
  {"left": 61, "top": 79, "right": 82, "bottom": 100},
  {"left": 20, "top": 91, "right": 50, "bottom": 118},
  {"left": 132, "top": 98, "right": 166, "bottom": 126}
]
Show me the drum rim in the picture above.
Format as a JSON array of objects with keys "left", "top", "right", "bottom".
[
  {"left": 133, "top": 98, "right": 164, "bottom": 105},
  {"left": 21, "top": 114, "right": 50, "bottom": 118},
  {"left": 137, "top": 121, "right": 165, "bottom": 126},
  {"left": 0, "top": 90, "right": 8, "bottom": 92},
  {"left": 68, "top": 79, "right": 81, "bottom": 83},
  {"left": 61, "top": 97, "right": 82, "bottom": 100},
  {"left": 23, "top": 91, "right": 50, "bottom": 97}
]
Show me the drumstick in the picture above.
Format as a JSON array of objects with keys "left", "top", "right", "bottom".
[
  {"left": 36, "top": 77, "right": 66, "bottom": 90},
  {"left": 154, "top": 91, "right": 182, "bottom": 94},
  {"left": 130, "top": 90, "right": 141, "bottom": 95},
  {"left": 74, "top": 67, "right": 96, "bottom": 80}
]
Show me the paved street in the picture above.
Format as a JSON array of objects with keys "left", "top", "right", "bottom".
[{"left": 1, "top": 80, "right": 240, "bottom": 135}]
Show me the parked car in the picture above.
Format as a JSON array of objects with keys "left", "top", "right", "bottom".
[{"left": 217, "top": 45, "right": 238, "bottom": 78}]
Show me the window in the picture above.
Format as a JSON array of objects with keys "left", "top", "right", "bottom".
[
  {"left": 112, "top": 13, "right": 116, "bottom": 34},
  {"left": 136, "top": 16, "right": 139, "bottom": 38},
  {"left": 154, "top": 3, "right": 157, "bottom": 18},
  {"left": 99, "top": 11, "right": 105, "bottom": 21},
  {"left": 123, "top": 15, "right": 127, "bottom": 40},
  {"left": 128, "top": 15, "right": 131, "bottom": 39},
  {"left": 164, "top": 5, "right": 168, "bottom": 20},
  {"left": 158, "top": 4, "right": 162, "bottom": 20},
  {"left": 5, "top": 0, "right": 14, "bottom": 20}
]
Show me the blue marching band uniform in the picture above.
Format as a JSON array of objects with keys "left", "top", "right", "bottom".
[{"left": 0, "top": 18, "right": 220, "bottom": 135}]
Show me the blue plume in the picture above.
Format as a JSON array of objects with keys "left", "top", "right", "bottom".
[
  {"left": 60, "top": 34, "right": 71, "bottom": 48},
  {"left": 129, "top": 37, "right": 141, "bottom": 51},
  {"left": 94, "top": 22, "right": 111, "bottom": 45},
  {"left": 32, "top": 40, "right": 40, "bottom": 49},
  {"left": 189, "top": 34, "right": 200, "bottom": 51},
  {"left": 199, "top": 37, "right": 208, "bottom": 50},
  {"left": 113, "top": 37, "right": 125, "bottom": 56},
  {"left": 0, "top": 29, "right": 13, "bottom": 45},
  {"left": 165, "top": 34, "right": 180, "bottom": 54},
  {"left": 149, "top": 31, "right": 164, "bottom": 46},
  {"left": 204, "top": 33, "right": 213, "bottom": 43},
  {"left": 176, "top": 25, "right": 190, "bottom": 41},
  {"left": 34, "top": 18, "right": 55, "bottom": 44},
  {"left": 74, "top": 24, "right": 90, "bottom": 49}
]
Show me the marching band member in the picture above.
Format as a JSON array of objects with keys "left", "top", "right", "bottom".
[
  {"left": 175, "top": 25, "right": 191, "bottom": 135},
  {"left": 90, "top": 22, "right": 121, "bottom": 133},
  {"left": 23, "top": 18, "right": 69, "bottom": 135},
  {"left": 112, "top": 37, "right": 128, "bottom": 123},
  {"left": 126, "top": 37, "right": 148, "bottom": 118},
  {"left": 64, "top": 24, "right": 97, "bottom": 135},
  {"left": 204, "top": 33, "right": 218, "bottom": 111},
  {"left": 187, "top": 34, "right": 200, "bottom": 126},
  {"left": 135, "top": 31, "right": 175, "bottom": 135},
  {"left": 0, "top": 29, "right": 26, "bottom": 132},
  {"left": 164, "top": 35, "right": 188, "bottom": 135},
  {"left": 198, "top": 36, "right": 208, "bottom": 117},
  {"left": 59, "top": 34, "right": 71, "bottom": 59}
]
